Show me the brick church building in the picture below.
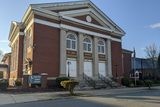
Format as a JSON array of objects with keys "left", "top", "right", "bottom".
[{"left": 8, "top": 0, "right": 127, "bottom": 86}]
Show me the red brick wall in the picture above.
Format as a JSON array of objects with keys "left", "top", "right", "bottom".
[
  {"left": 122, "top": 52, "right": 132, "bottom": 77},
  {"left": 32, "top": 23, "right": 60, "bottom": 77},
  {"left": 111, "top": 41, "right": 123, "bottom": 82}
]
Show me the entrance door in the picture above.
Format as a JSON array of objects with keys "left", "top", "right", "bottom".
[
  {"left": 66, "top": 59, "right": 77, "bottom": 77},
  {"left": 84, "top": 61, "right": 93, "bottom": 77},
  {"left": 99, "top": 62, "right": 106, "bottom": 77}
]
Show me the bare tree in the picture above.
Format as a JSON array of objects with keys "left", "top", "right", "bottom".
[
  {"left": 145, "top": 44, "right": 160, "bottom": 79},
  {"left": 145, "top": 43, "right": 159, "bottom": 61}
]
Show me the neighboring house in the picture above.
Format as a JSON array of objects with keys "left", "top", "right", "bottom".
[
  {"left": 0, "top": 53, "right": 11, "bottom": 79},
  {"left": 122, "top": 49, "right": 132, "bottom": 78},
  {"left": 8, "top": 0, "right": 126, "bottom": 86},
  {"left": 131, "top": 57, "right": 157, "bottom": 80}
]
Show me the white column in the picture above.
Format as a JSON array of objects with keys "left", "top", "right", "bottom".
[
  {"left": 93, "top": 37, "right": 99, "bottom": 79},
  {"left": 106, "top": 39, "right": 112, "bottom": 77},
  {"left": 60, "top": 29, "right": 66, "bottom": 77},
  {"left": 77, "top": 33, "right": 84, "bottom": 79}
]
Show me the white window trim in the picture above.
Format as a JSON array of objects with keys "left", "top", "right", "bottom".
[
  {"left": 83, "top": 37, "right": 92, "bottom": 53},
  {"left": 98, "top": 39, "right": 105, "bottom": 54},
  {"left": 66, "top": 32, "right": 77, "bottom": 51}
]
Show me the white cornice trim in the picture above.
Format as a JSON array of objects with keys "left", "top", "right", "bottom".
[
  {"left": 24, "top": 18, "right": 34, "bottom": 33},
  {"left": 32, "top": 7, "right": 58, "bottom": 17},
  {"left": 59, "top": 8, "right": 124, "bottom": 36},
  {"left": 59, "top": 8, "right": 91, "bottom": 15},
  {"left": 22, "top": 6, "right": 32, "bottom": 22},
  {"left": 61, "top": 15, "right": 113, "bottom": 33},
  {"left": 34, "top": 18, "right": 60, "bottom": 28},
  {"left": 33, "top": 18, "right": 121, "bottom": 42},
  {"left": 10, "top": 32, "right": 24, "bottom": 47},
  {"left": 60, "top": 24, "right": 121, "bottom": 42}
]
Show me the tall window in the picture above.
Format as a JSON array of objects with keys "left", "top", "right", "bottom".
[
  {"left": 98, "top": 39, "right": 105, "bottom": 54},
  {"left": 66, "top": 33, "right": 77, "bottom": 50},
  {"left": 83, "top": 37, "right": 92, "bottom": 52}
]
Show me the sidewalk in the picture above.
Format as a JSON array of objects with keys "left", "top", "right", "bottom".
[{"left": 0, "top": 86, "right": 159, "bottom": 105}]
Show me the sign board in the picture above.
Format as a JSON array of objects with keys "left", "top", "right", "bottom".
[{"left": 29, "top": 75, "right": 41, "bottom": 84}]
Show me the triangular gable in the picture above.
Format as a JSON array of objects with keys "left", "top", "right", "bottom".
[
  {"left": 59, "top": 9, "right": 113, "bottom": 30},
  {"left": 29, "top": 0, "right": 125, "bottom": 36}
]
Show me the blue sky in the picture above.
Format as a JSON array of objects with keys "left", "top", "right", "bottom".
[{"left": 0, "top": 0, "right": 160, "bottom": 57}]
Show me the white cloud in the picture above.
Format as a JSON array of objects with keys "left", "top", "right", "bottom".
[{"left": 149, "top": 23, "right": 160, "bottom": 29}]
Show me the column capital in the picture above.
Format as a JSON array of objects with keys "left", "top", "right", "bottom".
[{"left": 60, "top": 28, "right": 68, "bottom": 32}]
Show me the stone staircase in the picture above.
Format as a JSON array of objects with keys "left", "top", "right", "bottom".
[
  {"left": 76, "top": 73, "right": 109, "bottom": 90},
  {"left": 98, "top": 74, "right": 121, "bottom": 88},
  {"left": 76, "top": 73, "right": 121, "bottom": 90}
]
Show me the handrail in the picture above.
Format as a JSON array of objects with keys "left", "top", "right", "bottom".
[
  {"left": 83, "top": 73, "right": 96, "bottom": 88},
  {"left": 98, "top": 73, "right": 118, "bottom": 88}
]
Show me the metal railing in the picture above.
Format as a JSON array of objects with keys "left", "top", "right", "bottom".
[
  {"left": 83, "top": 73, "right": 96, "bottom": 88},
  {"left": 98, "top": 73, "right": 119, "bottom": 88}
]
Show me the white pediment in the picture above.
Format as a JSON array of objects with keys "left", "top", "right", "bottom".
[{"left": 29, "top": 0, "right": 125, "bottom": 36}]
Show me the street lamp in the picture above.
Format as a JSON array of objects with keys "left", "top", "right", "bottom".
[{"left": 67, "top": 61, "right": 71, "bottom": 78}]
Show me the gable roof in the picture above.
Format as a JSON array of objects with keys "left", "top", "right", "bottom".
[{"left": 22, "top": 0, "right": 125, "bottom": 36}]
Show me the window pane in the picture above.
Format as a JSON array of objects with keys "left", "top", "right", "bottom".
[
  {"left": 83, "top": 43, "right": 87, "bottom": 51},
  {"left": 102, "top": 46, "right": 104, "bottom": 53},
  {"left": 88, "top": 44, "right": 91, "bottom": 51},
  {"left": 72, "top": 41, "right": 76, "bottom": 49},
  {"left": 98, "top": 46, "right": 101, "bottom": 52},
  {"left": 67, "top": 34, "right": 76, "bottom": 40},
  {"left": 67, "top": 40, "right": 70, "bottom": 48}
]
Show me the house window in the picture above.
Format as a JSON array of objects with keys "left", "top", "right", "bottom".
[
  {"left": 83, "top": 37, "right": 92, "bottom": 52},
  {"left": 66, "top": 33, "right": 77, "bottom": 50},
  {"left": 98, "top": 39, "right": 105, "bottom": 54}
]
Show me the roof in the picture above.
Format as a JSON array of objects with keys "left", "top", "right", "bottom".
[
  {"left": 122, "top": 49, "right": 133, "bottom": 54},
  {"left": 0, "top": 64, "right": 8, "bottom": 68},
  {"left": 23, "top": 0, "right": 125, "bottom": 36},
  {"left": 8, "top": 21, "right": 23, "bottom": 41},
  {"left": 1, "top": 52, "right": 11, "bottom": 62}
]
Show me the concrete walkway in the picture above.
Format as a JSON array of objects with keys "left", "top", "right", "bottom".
[{"left": 0, "top": 86, "right": 159, "bottom": 105}]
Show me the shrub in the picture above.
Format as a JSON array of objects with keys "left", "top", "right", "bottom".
[
  {"left": 121, "top": 77, "right": 132, "bottom": 87},
  {"left": 60, "top": 80, "right": 79, "bottom": 95},
  {"left": 56, "top": 77, "right": 69, "bottom": 88},
  {"left": 136, "top": 80, "right": 145, "bottom": 86},
  {"left": 0, "top": 79, "right": 8, "bottom": 91},
  {"left": 15, "top": 80, "right": 22, "bottom": 86},
  {"left": 145, "top": 80, "right": 153, "bottom": 89},
  {"left": 153, "top": 80, "right": 160, "bottom": 84}
]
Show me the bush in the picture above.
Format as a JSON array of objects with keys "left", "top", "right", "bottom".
[
  {"left": 153, "top": 80, "right": 160, "bottom": 84},
  {"left": 136, "top": 80, "right": 145, "bottom": 86},
  {"left": 145, "top": 80, "right": 153, "bottom": 89},
  {"left": 0, "top": 79, "right": 8, "bottom": 91},
  {"left": 121, "top": 77, "right": 132, "bottom": 87},
  {"left": 15, "top": 80, "right": 22, "bottom": 86},
  {"left": 60, "top": 80, "right": 79, "bottom": 95},
  {"left": 56, "top": 77, "right": 69, "bottom": 88}
]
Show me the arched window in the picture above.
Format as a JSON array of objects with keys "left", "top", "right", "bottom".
[
  {"left": 83, "top": 37, "right": 92, "bottom": 52},
  {"left": 66, "top": 33, "right": 77, "bottom": 50},
  {"left": 98, "top": 39, "right": 105, "bottom": 54}
]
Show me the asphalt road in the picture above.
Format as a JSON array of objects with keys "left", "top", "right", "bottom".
[
  {"left": 0, "top": 98, "right": 116, "bottom": 107},
  {"left": 0, "top": 88, "right": 160, "bottom": 107}
]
